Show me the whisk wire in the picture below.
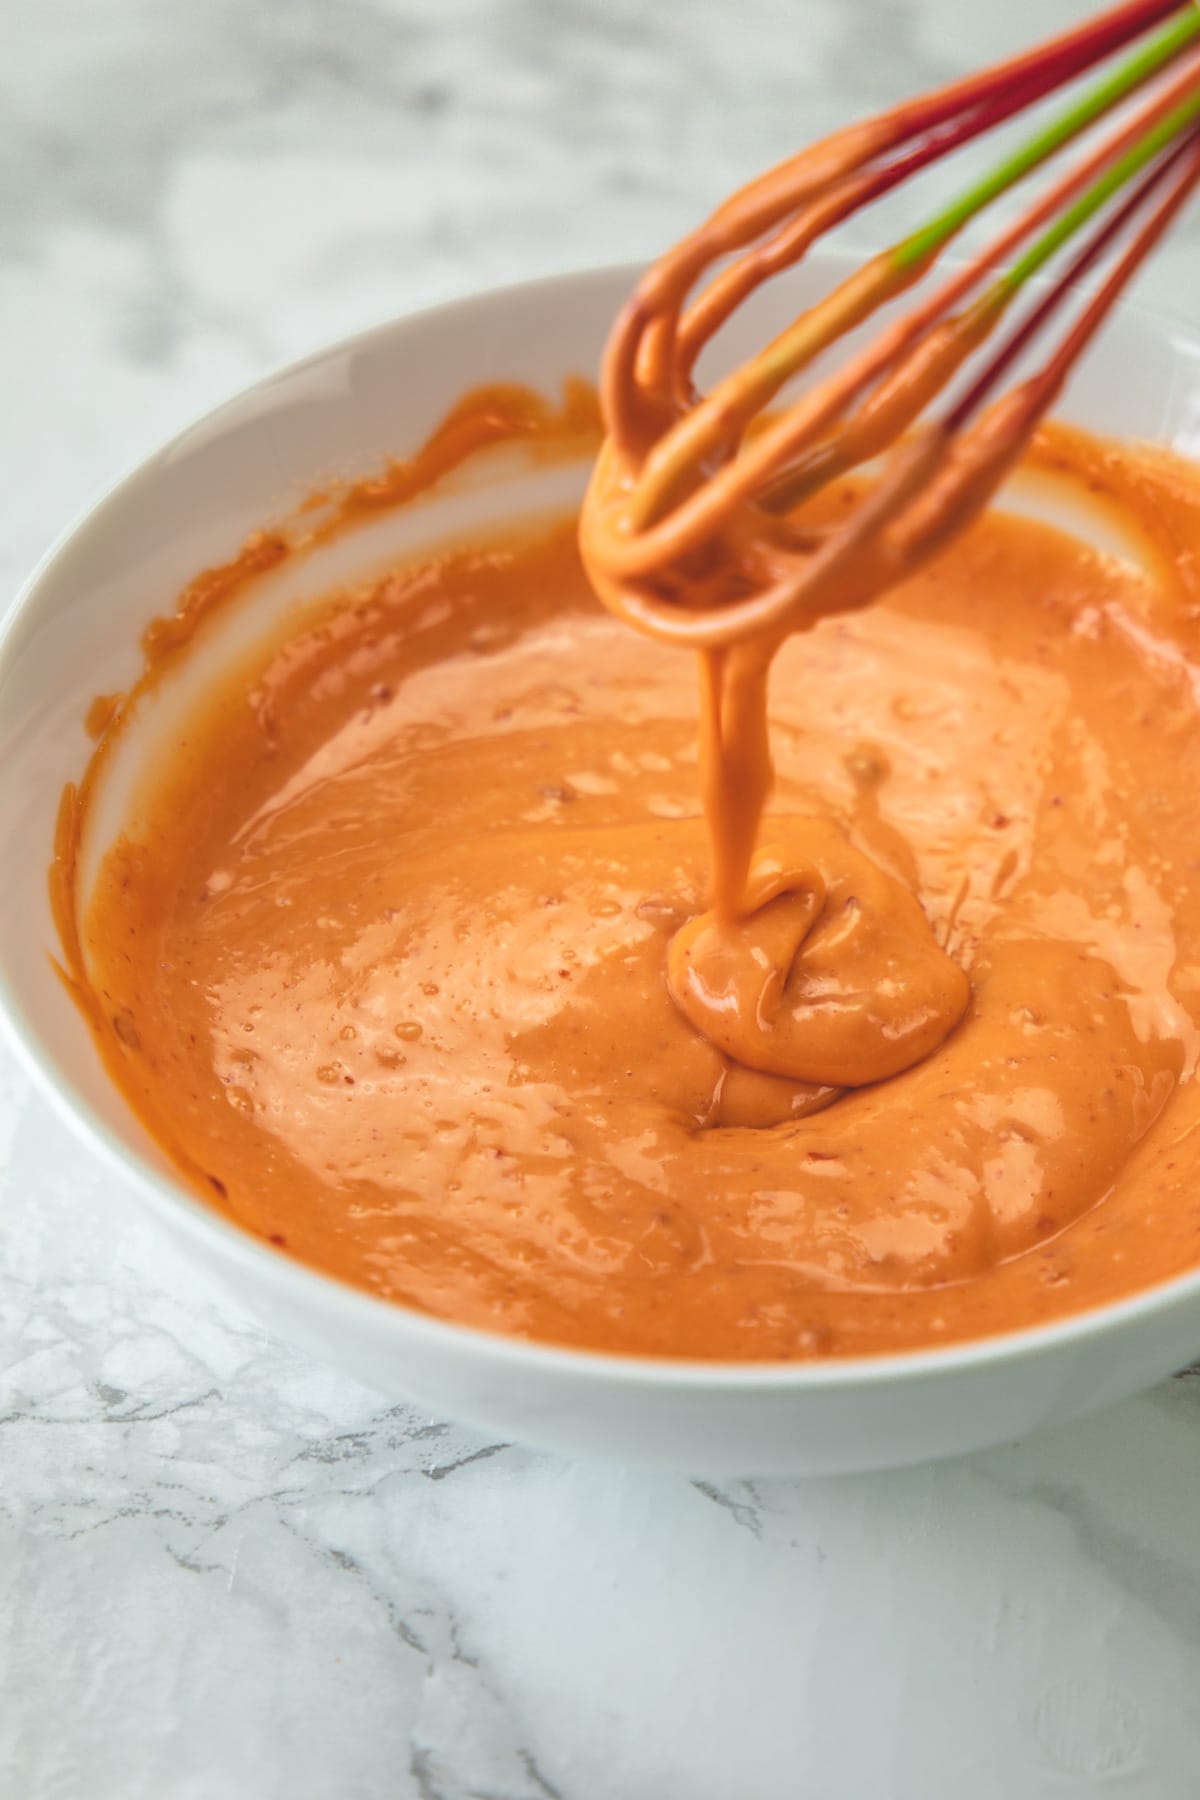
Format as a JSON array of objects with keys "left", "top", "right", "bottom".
[{"left": 630, "top": 15, "right": 1200, "bottom": 546}]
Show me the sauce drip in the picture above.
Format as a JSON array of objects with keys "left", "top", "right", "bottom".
[{"left": 54, "top": 389, "right": 1200, "bottom": 1360}]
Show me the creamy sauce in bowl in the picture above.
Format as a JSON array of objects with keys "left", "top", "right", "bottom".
[{"left": 53, "top": 388, "right": 1200, "bottom": 1360}]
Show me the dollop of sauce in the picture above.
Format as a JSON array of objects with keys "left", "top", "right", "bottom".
[
  {"left": 53, "top": 390, "right": 1200, "bottom": 1360},
  {"left": 668, "top": 825, "right": 970, "bottom": 1087}
]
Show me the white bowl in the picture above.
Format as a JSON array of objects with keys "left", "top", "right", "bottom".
[{"left": 4, "top": 253, "right": 1200, "bottom": 1478}]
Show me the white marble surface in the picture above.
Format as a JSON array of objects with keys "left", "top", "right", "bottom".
[{"left": 5, "top": 2, "right": 1200, "bottom": 1794}]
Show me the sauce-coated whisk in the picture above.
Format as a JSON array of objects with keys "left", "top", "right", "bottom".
[{"left": 581, "top": 0, "right": 1200, "bottom": 651}]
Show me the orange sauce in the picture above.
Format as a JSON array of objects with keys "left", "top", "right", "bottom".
[{"left": 54, "top": 388, "right": 1200, "bottom": 1360}]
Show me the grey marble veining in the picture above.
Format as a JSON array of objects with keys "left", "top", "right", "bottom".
[{"left": 5, "top": 3, "right": 1200, "bottom": 1795}]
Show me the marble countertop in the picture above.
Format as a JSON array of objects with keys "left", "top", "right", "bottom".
[{"left": 5, "top": 2, "right": 1200, "bottom": 1794}]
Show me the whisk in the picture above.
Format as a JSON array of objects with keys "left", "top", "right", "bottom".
[{"left": 580, "top": 0, "right": 1200, "bottom": 655}]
